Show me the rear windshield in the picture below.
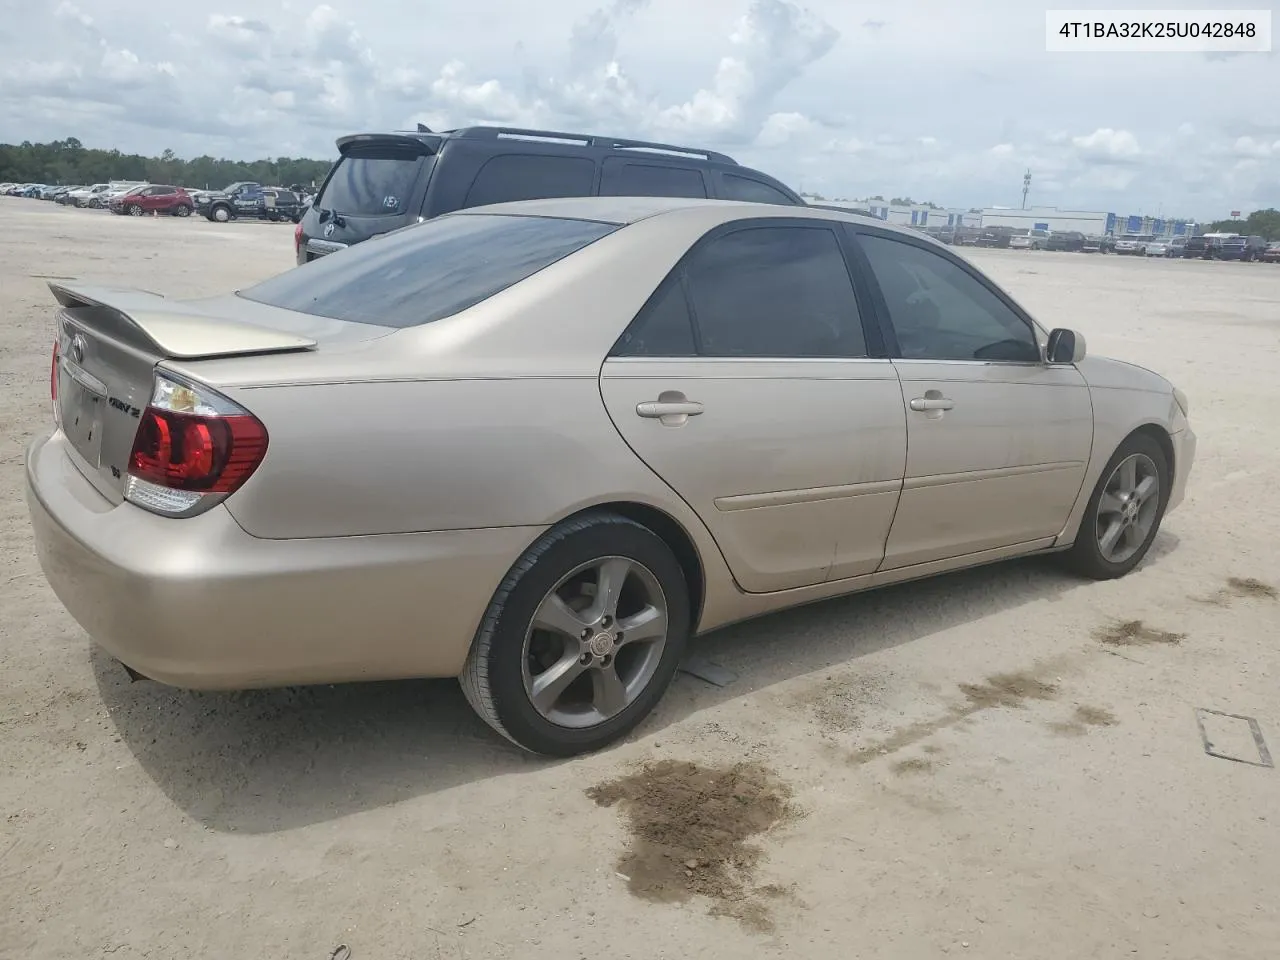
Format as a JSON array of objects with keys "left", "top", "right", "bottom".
[
  {"left": 238, "top": 213, "right": 618, "bottom": 327},
  {"left": 318, "top": 150, "right": 430, "bottom": 217}
]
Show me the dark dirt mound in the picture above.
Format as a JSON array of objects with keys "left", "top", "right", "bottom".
[
  {"left": 1093, "top": 620, "right": 1185, "bottom": 647},
  {"left": 587, "top": 759, "right": 796, "bottom": 931},
  {"left": 1226, "top": 577, "right": 1277, "bottom": 600},
  {"left": 959, "top": 672, "right": 1059, "bottom": 709}
]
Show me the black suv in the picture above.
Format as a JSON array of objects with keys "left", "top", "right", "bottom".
[
  {"left": 1046, "top": 231, "right": 1085, "bottom": 252},
  {"left": 1182, "top": 236, "right": 1210, "bottom": 258},
  {"left": 295, "top": 124, "right": 803, "bottom": 264},
  {"left": 1217, "top": 235, "right": 1268, "bottom": 261}
]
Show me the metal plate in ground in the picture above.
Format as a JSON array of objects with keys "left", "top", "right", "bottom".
[
  {"left": 1195, "top": 709, "right": 1273, "bottom": 768},
  {"left": 679, "top": 657, "right": 738, "bottom": 687}
]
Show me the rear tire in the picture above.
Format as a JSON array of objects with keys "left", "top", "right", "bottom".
[
  {"left": 174, "top": 204, "right": 191, "bottom": 217},
  {"left": 460, "top": 512, "right": 691, "bottom": 757},
  {"left": 1062, "top": 433, "right": 1171, "bottom": 580}
]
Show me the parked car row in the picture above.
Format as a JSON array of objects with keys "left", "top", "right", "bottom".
[
  {"left": 919, "top": 225, "right": 1279, "bottom": 262},
  {"left": 1, "top": 180, "right": 312, "bottom": 224}
]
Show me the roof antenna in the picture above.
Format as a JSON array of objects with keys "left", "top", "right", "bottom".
[{"left": 417, "top": 122, "right": 434, "bottom": 133}]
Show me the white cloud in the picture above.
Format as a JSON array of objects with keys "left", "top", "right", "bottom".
[
  {"left": 1070, "top": 128, "right": 1141, "bottom": 161},
  {"left": 1, "top": 0, "right": 1276, "bottom": 219}
]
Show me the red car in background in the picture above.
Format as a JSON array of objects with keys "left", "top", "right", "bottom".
[{"left": 108, "top": 185, "right": 195, "bottom": 217}]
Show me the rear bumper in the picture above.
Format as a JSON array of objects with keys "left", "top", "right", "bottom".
[{"left": 26, "top": 431, "right": 539, "bottom": 689}]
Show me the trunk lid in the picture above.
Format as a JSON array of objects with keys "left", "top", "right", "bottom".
[{"left": 50, "top": 281, "right": 318, "bottom": 504}]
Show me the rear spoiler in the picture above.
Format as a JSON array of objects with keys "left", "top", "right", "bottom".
[
  {"left": 335, "top": 133, "right": 440, "bottom": 156},
  {"left": 50, "top": 282, "right": 317, "bottom": 360}
]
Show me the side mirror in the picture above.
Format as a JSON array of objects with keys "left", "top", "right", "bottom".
[{"left": 1046, "top": 328, "right": 1086, "bottom": 364}]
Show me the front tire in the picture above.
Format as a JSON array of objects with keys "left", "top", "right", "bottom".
[
  {"left": 1063, "top": 433, "right": 1171, "bottom": 580},
  {"left": 209, "top": 205, "right": 231, "bottom": 223},
  {"left": 174, "top": 204, "right": 191, "bottom": 217},
  {"left": 127, "top": 204, "right": 143, "bottom": 216},
  {"left": 460, "top": 512, "right": 691, "bottom": 756}
]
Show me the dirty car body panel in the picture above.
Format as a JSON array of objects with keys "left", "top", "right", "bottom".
[{"left": 26, "top": 196, "right": 1196, "bottom": 753}]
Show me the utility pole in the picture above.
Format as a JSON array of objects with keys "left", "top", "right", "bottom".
[{"left": 1021, "top": 169, "right": 1031, "bottom": 210}]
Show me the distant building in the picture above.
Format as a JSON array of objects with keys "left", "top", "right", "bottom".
[
  {"left": 981, "top": 206, "right": 1113, "bottom": 235},
  {"left": 807, "top": 198, "right": 1199, "bottom": 237},
  {"left": 819, "top": 200, "right": 981, "bottom": 229},
  {"left": 980, "top": 206, "right": 1200, "bottom": 237}
]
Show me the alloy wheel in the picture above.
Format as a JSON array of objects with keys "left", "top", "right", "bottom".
[
  {"left": 1095, "top": 453, "right": 1160, "bottom": 565},
  {"left": 521, "top": 556, "right": 669, "bottom": 729}
]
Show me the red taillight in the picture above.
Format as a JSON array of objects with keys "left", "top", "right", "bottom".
[
  {"left": 128, "top": 408, "right": 267, "bottom": 493},
  {"left": 124, "top": 373, "right": 268, "bottom": 515},
  {"left": 294, "top": 220, "right": 303, "bottom": 254}
]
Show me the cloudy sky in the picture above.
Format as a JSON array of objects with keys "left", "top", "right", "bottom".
[{"left": 0, "top": 0, "right": 1275, "bottom": 218}]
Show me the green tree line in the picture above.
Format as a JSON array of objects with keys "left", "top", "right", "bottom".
[
  {"left": 0, "top": 138, "right": 335, "bottom": 190},
  {"left": 1206, "top": 208, "right": 1280, "bottom": 241}
]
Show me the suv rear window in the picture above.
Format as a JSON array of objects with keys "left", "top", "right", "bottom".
[
  {"left": 318, "top": 150, "right": 429, "bottom": 217},
  {"left": 239, "top": 213, "right": 618, "bottom": 328}
]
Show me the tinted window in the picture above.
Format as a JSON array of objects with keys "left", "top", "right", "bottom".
[
  {"left": 319, "top": 151, "right": 427, "bottom": 217},
  {"left": 239, "top": 214, "right": 616, "bottom": 328},
  {"left": 613, "top": 274, "right": 697, "bottom": 357},
  {"left": 601, "top": 162, "right": 707, "bottom": 199},
  {"left": 858, "top": 234, "right": 1039, "bottom": 363},
  {"left": 719, "top": 174, "right": 795, "bottom": 205},
  {"left": 464, "top": 155, "right": 597, "bottom": 208},
  {"left": 684, "top": 226, "right": 866, "bottom": 358}
]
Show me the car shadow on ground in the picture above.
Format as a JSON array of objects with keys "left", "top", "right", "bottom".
[{"left": 96, "top": 534, "right": 1179, "bottom": 835}]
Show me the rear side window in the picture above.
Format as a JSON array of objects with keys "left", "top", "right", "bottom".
[
  {"left": 464, "top": 155, "right": 597, "bottom": 208},
  {"left": 600, "top": 161, "right": 707, "bottom": 199},
  {"left": 612, "top": 274, "right": 697, "bottom": 357},
  {"left": 719, "top": 174, "right": 795, "bottom": 205},
  {"left": 685, "top": 225, "right": 867, "bottom": 358},
  {"left": 238, "top": 214, "right": 617, "bottom": 328},
  {"left": 319, "top": 150, "right": 427, "bottom": 217}
]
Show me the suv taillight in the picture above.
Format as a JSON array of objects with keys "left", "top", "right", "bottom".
[
  {"left": 294, "top": 220, "right": 303, "bottom": 254},
  {"left": 125, "top": 372, "right": 268, "bottom": 517}
]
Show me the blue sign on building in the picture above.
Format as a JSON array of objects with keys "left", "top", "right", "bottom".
[
  {"left": 1033, "top": 222, "right": 1049, "bottom": 231},
  {"left": 1127, "top": 215, "right": 1142, "bottom": 233},
  {"left": 1105, "top": 212, "right": 1117, "bottom": 234},
  {"left": 1173, "top": 221, "right": 1187, "bottom": 236}
]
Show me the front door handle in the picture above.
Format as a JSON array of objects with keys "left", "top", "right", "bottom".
[{"left": 909, "top": 397, "right": 955, "bottom": 412}]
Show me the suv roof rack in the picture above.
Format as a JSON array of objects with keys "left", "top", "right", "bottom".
[{"left": 449, "top": 126, "right": 739, "bottom": 165}]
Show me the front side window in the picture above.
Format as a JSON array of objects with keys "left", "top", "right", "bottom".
[
  {"left": 857, "top": 234, "right": 1040, "bottom": 363},
  {"left": 685, "top": 225, "right": 867, "bottom": 358},
  {"left": 238, "top": 213, "right": 617, "bottom": 328}
]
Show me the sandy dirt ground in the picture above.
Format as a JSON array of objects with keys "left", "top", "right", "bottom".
[{"left": 1, "top": 197, "right": 1278, "bottom": 960}]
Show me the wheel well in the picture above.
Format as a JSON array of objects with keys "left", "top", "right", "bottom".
[
  {"left": 1130, "top": 423, "right": 1175, "bottom": 477},
  {"left": 566, "top": 502, "right": 705, "bottom": 626}
]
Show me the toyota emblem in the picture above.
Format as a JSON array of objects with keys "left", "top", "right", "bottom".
[
  {"left": 70, "top": 334, "right": 87, "bottom": 364},
  {"left": 323, "top": 222, "right": 335, "bottom": 238}
]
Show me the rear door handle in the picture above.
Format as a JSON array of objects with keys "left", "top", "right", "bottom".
[
  {"left": 909, "top": 397, "right": 955, "bottom": 411},
  {"left": 636, "top": 400, "right": 704, "bottom": 418}
]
